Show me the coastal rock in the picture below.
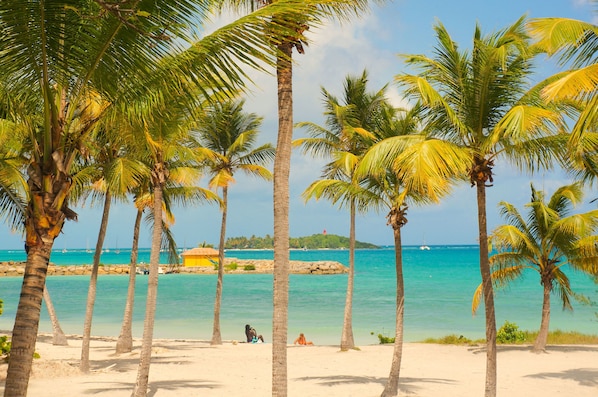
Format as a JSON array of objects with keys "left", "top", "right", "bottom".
[{"left": 0, "top": 259, "right": 348, "bottom": 277}]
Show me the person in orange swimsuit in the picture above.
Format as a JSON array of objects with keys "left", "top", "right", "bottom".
[{"left": 293, "top": 333, "right": 313, "bottom": 346}]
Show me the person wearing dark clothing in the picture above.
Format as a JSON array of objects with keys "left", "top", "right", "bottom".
[{"left": 245, "top": 324, "right": 264, "bottom": 343}]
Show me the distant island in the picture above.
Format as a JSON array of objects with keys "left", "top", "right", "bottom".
[{"left": 224, "top": 233, "right": 379, "bottom": 250}]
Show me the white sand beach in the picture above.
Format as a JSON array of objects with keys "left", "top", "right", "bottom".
[{"left": 1, "top": 334, "right": 597, "bottom": 396}]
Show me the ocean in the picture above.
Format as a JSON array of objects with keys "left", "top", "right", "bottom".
[{"left": 1, "top": 246, "right": 597, "bottom": 345}]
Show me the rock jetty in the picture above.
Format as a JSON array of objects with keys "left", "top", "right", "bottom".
[{"left": 0, "top": 258, "right": 348, "bottom": 277}]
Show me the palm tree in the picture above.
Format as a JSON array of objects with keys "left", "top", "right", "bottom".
[
  {"left": 193, "top": 99, "right": 274, "bottom": 345},
  {"left": 395, "top": 17, "right": 565, "bottom": 397},
  {"left": 472, "top": 183, "right": 598, "bottom": 352},
  {"left": 78, "top": 125, "right": 147, "bottom": 372},
  {"left": 1, "top": 1, "right": 326, "bottom": 394},
  {"left": 296, "top": 70, "right": 387, "bottom": 351},
  {"left": 211, "top": 2, "right": 378, "bottom": 393},
  {"left": 527, "top": 16, "right": 598, "bottom": 185},
  {"left": 357, "top": 105, "right": 469, "bottom": 397}
]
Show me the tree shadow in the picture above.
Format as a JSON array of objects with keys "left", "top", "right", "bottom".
[
  {"left": 468, "top": 344, "right": 598, "bottom": 354},
  {"left": 293, "top": 374, "right": 455, "bottom": 395},
  {"left": 81, "top": 379, "right": 221, "bottom": 396},
  {"left": 525, "top": 368, "right": 598, "bottom": 387}
]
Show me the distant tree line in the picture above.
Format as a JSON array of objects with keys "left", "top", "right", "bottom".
[{"left": 224, "top": 234, "right": 379, "bottom": 249}]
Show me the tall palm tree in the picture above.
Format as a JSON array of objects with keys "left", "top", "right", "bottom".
[
  {"left": 0, "top": 1, "right": 326, "bottom": 394},
  {"left": 357, "top": 105, "right": 469, "bottom": 397},
  {"left": 527, "top": 16, "right": 598, "bottom": 184},
  {"left": 193, "top": 99, "right": 274, "bottom": 345},
  {"left": 78, "top": 125, "right": 147, "bottom": 372},
  {"left": 296, "top": 70, "right": 387, "bottom": 351},
  {"left": 211, "top": 3, "right": 378, "bottom": 393},
  {"left": 395, "top": 17, "right": 564, "bottom": 397},
  {"left": 473, "top": 183, "right": 598, "bottom": 352}
]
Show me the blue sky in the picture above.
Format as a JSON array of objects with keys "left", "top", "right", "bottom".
[{"left": 0, "top": 0, "right": 595, "bottom": 250}]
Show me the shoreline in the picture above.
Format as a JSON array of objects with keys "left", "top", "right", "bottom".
[
  {"left": 1, "top": 333, "right": 597, "bottom": 396},
  {"left": 0, "top": 259, "right": 348, "bottom": 277}
]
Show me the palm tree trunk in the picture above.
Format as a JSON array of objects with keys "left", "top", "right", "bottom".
[
  {"left": 381, "top": 225, "right": 405, "bottom": 397},
  {"left": 4, "top": 240, "right": 54, "bottom": 396},
  {"left": 272, "top": 41, "right": 293, "bottom": 397},
  {"left": 533, "top": 283, "right": 551, "bottom": 352},
  {"left": 476, "top": 183, "right": 497, "bottom": 397},
  {"left": 211, "top": 186, "right": 228, "bottom": 345},
  {"left": 43, "top": 287, "right": 68, "bottom": 346},
  {"left": 132, "top": 171, "right": 165, "bottom": 397},
  {"left": 80, "top": 191, "right": 112, "bottom": 372},
  {"left": 116, "top": 207, "right": 143, "bottom": 354},
  {"left": 340, "top": 199, "right": 356, "bottom": 351}
]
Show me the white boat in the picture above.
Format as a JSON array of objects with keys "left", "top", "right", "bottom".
[{"left": 419, "top": 245, "right": 430, "bottom": 250}]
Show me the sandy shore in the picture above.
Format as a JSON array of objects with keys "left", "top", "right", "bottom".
[{"left": 1, "top": 335, "right": 597, "bottom": 396}]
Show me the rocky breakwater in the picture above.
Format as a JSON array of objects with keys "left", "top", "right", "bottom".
[{"left": 0, "top": 259, "right": 348, "bottom": 276}]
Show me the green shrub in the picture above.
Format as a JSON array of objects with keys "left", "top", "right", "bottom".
[
  {"left": 497, "top": 321, "right": 527, "bottom": 344},
  {"left": 243, "top": 264, "right": 256, "bottom": 271},
  {"left": 1, "top": 335, "right": 11, "bottom": 361},
  {"left": 225, "top": 262, "right": 238, "bottom": 271},
  {"left": 0, "top": 298, "right": 3, "bottom": 316},
  {"left": 377, "top": 333, "right": 395, "bottom": 344}
]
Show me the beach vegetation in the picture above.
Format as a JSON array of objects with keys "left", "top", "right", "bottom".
[
  {"left": 0, "top": 336, "right": 10, "bottom": 360},
  {"left": 496, "top": 321, "right": 527, "bottom": 344},
  {"left": 243, "top": 264, "right": 256, "bottom": 271},
  {"left": 296, "top": 70, "right": 390, "bottom": 353},
  {"left": 472, "top": 183, "right": 598, "bottom": 352},
  {"left": 421, "top": 334, "right": 482, "bottom": 345},
  {"left": 193, "top": 99, "right": 274, "bottom": 346},
  {"left": 395, "top": 16, "right": 567, "bottom": 397},
  {"left": 225, "top": 263, "right": 239, "bottom": 271}
]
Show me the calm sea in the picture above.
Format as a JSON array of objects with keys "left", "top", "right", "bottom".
[{"left": 1, "top": 246, "right": 596, "bottom": 345}]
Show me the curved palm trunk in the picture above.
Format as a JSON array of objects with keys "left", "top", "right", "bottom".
[
  {"left": 211, "top": 186, "right": 228, "bottom": 345},
  {"left": 533, "top": 283, "right": 551, "bottom": 352},
  {"left": 340, "top": 199, "right": 356, "bottom": 350},
  {"left": 132, "top": 170, "right": 165, "bottom": 397},
  {"left": 381, "top": 224, "right": 405, "bottom": 397},
  {"left": 476, "top": 183, "right": 497, "bottom": 397},
  {"left": 272, "top": 41, "right": 293, "bottom": 397},
  {"left": 43, "top": 287, "right": 68, "bottom": 346},
  {"left": 80, "top": 191, "right": 112, "bottom": 372},
  {"left": 115, "top": 207, "right": 143, "bottom": 354},
  {"left": 4, "top": 241, "right": 54, "bottom": 396}
]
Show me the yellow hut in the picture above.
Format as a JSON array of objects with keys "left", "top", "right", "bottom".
[{"left": 181, "top": 247, "right": 220, "bottom": 267}]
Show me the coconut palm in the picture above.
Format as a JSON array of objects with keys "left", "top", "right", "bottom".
[
  {"left": 296, "top": 70, "right": 387, "bottom": 351},
  {"left": 357, "top": 104, "right": 469, "bottom": 396},
  {"left": 472, "top": 183, "right": 598, "bottom": 352},
  {"left": 395, "top": 17, "right": 565, "bottom": 396},
  {"left": 527, "top": 16, "right": 598, "bottom": 184},
  {"left": 0, "top": 0, "right": 330, "bottom": 394},
  {"left": 193, "top": 99, "right": 274, "bottom": 345},
  {"left": 78, "top": 125, "right": 147, "bottom": 372}
]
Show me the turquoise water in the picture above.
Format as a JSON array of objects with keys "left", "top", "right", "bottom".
[{"left": 1, "top": 246, "right": 597, "bottom": 345}]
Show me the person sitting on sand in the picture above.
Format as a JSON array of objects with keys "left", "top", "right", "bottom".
[
  {"left": 294, "top": 333, "right": 313, "bottom": 346},
  {"left": 245, "top": 324, "right": 264, "bottom": 343}
]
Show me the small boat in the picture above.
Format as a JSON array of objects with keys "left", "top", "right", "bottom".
[{"left": 419, "top": 245, "right": 430, "bottom": 251}]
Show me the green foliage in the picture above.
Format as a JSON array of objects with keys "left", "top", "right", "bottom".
[
  {"left": 0, "top": 299, "right": 3, "bottom": 316},
  {"left": 1, "top": 335, "right": 11, "bottom": 361},
  {"left": 243, "top": 264, "right": 256, "bottom": 271},
  {"left": 496, "top": 321, "right": 527, "bottom": 344},
  {"left": 422, "top": 334, "right": 482, "bottom": 345},
  {"left": 225, "top": 262, "right": 238, "bottom": 271},
  {"left": 377, "top": 333, "right": 395, "bottom": 344},
  {"left": 225, "top": 233, "right": 379, "bottom": 249}
]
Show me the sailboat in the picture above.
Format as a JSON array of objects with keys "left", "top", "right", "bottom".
[
  {"left": 419, "top": 235, "right": 430, "bottom": 250},
  {"left": 86, "top": 239, "right": 92, "bottom": 253}
]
